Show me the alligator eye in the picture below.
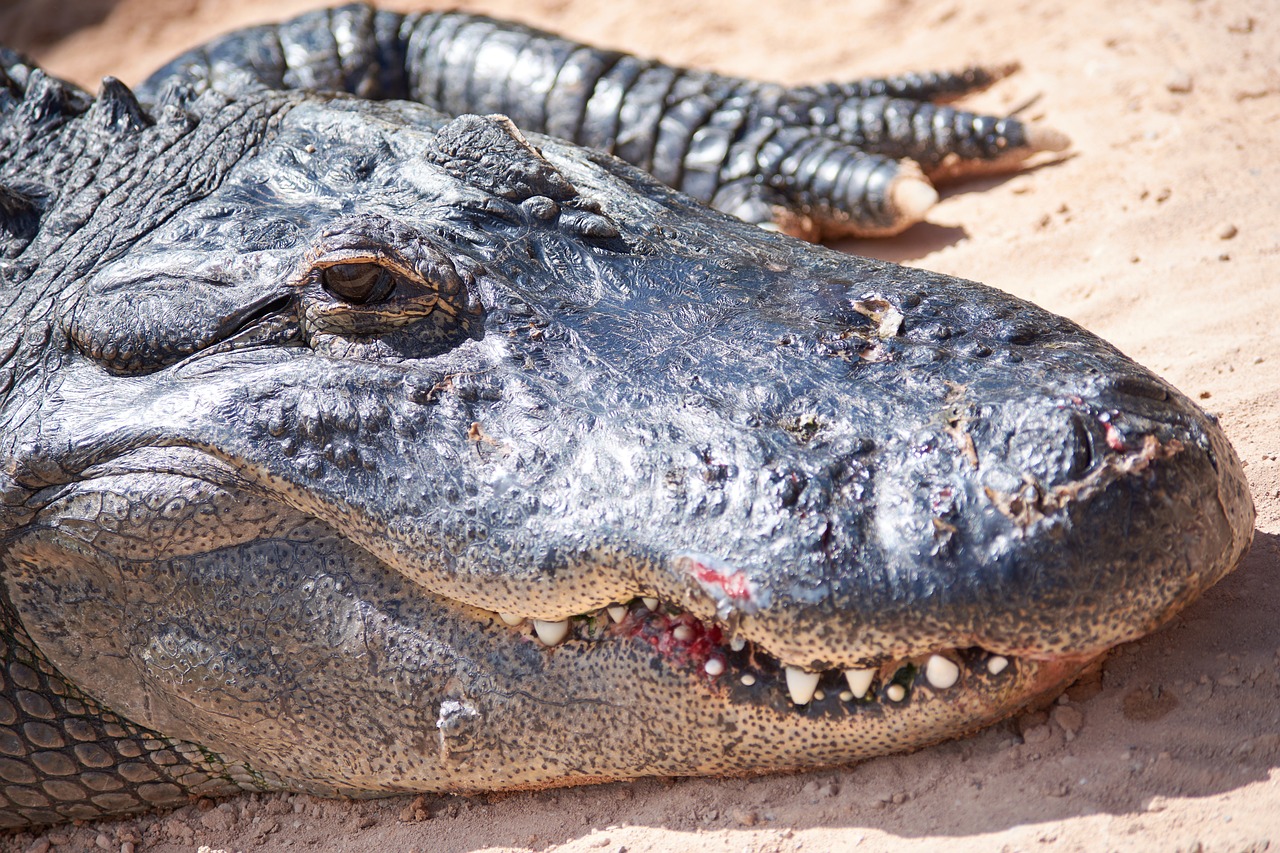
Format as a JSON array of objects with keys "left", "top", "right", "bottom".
[{"left": 321, "top": 262, "right": 397, "bottom": 305}]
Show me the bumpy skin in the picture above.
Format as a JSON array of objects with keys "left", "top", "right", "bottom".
[{"left": 0, "top": 5, "right": 1255, "bottom": 829}]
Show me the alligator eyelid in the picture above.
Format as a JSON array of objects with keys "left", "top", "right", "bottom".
[
  {"left": 308, "top": 253, "right": 417, "bottom": 280},
  {"left": 173, "top": 294, "right": 301, "bottom": 368}
]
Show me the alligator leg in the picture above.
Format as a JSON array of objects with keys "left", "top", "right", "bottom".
[{"left": 138, "top": 3, "right": 1067, "bottom": 240}]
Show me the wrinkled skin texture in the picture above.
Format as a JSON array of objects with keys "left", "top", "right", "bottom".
[{"left": 0, "top": 7, "right": 1254, "bottom": 829}]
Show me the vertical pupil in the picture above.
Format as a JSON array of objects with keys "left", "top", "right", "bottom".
[{"left": 323, "top": 263, "right": 390, "bottom": 304}]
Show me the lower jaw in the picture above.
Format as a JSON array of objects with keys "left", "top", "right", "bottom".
[{"left": 419, "top": 617, "right": 1096, "bottom": 794}]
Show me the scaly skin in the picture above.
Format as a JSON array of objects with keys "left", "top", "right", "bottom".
[{"left": 0, "top": 7, "right": 1254, "bottom": 828}]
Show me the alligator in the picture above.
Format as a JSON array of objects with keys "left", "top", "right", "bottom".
[{"left": 0, "top": 4, "right": 1254, "bottom": 829}]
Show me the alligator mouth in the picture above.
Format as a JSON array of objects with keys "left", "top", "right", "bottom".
[{"left": 481, "top": 595, "right": 1024, "bottom": 711}]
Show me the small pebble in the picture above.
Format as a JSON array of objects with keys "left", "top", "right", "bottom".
[
  {"left": 1052, "top": 704, "right": 1085, "bottom": 738},
  {"left": 1165, "top": 70, "right": 1194, "bottom": 93},
  {"left": 200, "top": 808, "right": 234, "bottom": 831},
  {"left": 1215, "top": 222, "right": 1238, "bottom": 240},
  {"left": 1022, "top": 723, "right": 1053, "bottom": 746},
  {"left": 95, "top": 833, "right": 113, "bottom": 851}
]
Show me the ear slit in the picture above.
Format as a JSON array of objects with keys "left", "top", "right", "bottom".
[{"left": 0, "top": 182, "right": 45, "bottom": 241}]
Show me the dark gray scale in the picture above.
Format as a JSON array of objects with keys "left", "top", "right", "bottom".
[
  {"left": 276, "top": 11, "right": 347, "bottom": 93},
  {"left": 434, "top": 16, "right": 506, "bottom": 119},
  {"left": 832, "top": 95, "right": 1026, "bottom": 169},
  {"left": 800, "top": 66, "right": 1005, "bottom": 106},
  {"left": 709, "top": 122, "right": 783, "bottom": 224},
  {"left": 649, "top": 71, "right": 728, "bottom": 192},
  {"left": 194, "top": 25, "right": 289, "bottom": 93},
  {"left": 405, "top": 11, "right": 470, "bottom": 114},
  {"left": 773, "top": 130, "right": 900, "bottom": 229},
  {"left": 675, "top": 91, "right": 751, "bottom": 204},
  {"left": 457, "top": 26, "right": 536, "bottom": 117},
  {"left": 613, "top": 64, "right": 682, "bottom": 173},
  {"left": 577, "top": 53, "right": 652, "bottom": 153},
  {"left": 399, "top": 11, "right": 447, "bottom": 106},
  {"left": 543, "top": 45, "right": 622, "bottom": 143}
]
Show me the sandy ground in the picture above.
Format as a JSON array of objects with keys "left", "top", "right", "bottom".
[{"left": 1, "top": 0, "right": 1278, "bottom": 850}]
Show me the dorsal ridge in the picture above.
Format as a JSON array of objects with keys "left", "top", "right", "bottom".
[{"left": 89, "top": 77, "right": 152, "bottom": 133}]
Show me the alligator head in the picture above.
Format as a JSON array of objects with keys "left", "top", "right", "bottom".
[{"left": 0, "top": 73, "right": 1253, "bottom": 797}]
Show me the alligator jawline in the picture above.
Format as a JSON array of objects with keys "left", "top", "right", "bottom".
[
  {"left": 479, "top": 595, "right": 1032, "bottom": 711},
  {"left": 64, "top": 451, "right": 1055, "bottom": 716}
]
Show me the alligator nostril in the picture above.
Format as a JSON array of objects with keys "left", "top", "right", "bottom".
[
  {"left": 1106, "top": 373, "right": 1170, "bottom": 402},
  {"left": 1005, "top": 409, "right": 1094, "bottom": 486},
  {"left": 1066, "top": 411, "right": 1094, "bottom": 479},
  {"left": 988, "top": 318, "right": 1041, "bottom": 345}
]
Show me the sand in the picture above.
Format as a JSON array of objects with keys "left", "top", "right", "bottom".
[{"left": 1, "top": 0, "right": 1278, "bottom": 850}]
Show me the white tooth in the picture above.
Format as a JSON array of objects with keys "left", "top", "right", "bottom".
[
  {"left": 641, "top": 597, "right": 659, "bottom": 611},
  {"left": 533, "top": 619, "right": 570, "bottom": 647},
  {"left": 703, "top": 658, "right": 725, "bottom": 676},
  {"left": 497, "top": 613, "right": 524, "bottom": 627},
  {"left": 886, "top": 684, "right": 906, "bottom": 702},
  {"left": 785, "top": 667, "right": 821, "bottom": 705},
  {"left": 845, "top": 669, "right": 875, "bottom": 699},
  {"left": 729, "top": 635, "right": 747, "bottom": 652},
  {"left": 740, "top": 673, "right": 757, "bottom": 686},
  {"left": 838, "top": 690, "right": 854, "bottom": 702},
  {"left": 925, "top": 654, "right": 960, "bottom": 689},
  {"left": 672, "top": 625, "right": 694, "bottom": 642},
  {"left": 606, "top": 605, "right": 628, "bottom": 623},
  {"left": 987, "top": 655, "right": 1009, "bottom": 675},
  {"left": 812, "top": 689, "right": 825, "bottom": 702}
]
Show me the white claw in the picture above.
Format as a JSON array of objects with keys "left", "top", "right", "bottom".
[
  {"left": 987, "top": 655, "right": 1010, "bottom": 675},
  {"left": 1025, "top": 125, "right": 1071, "bottom": 153},
  {"left": 925, "top": 654, "right": 960, "bottom": 689},
  {"left": 785, "top": 666, "right": 821, "bottom": 705},
  {"left": 533, "top": 619, "right": 570, "bottom": 647},
  {"left": 606, "top": 605, "right": 628, "bottom": 623},
  {"left": 886, "top": 683, "right": 907, "bottom": 702},
  {"left": 890, "top": 176, "right": 939, "bottom": 224},
  {"left": 845, "top": 669, "right": 875, "bottom": 699},
  {"left": 497, "top": 613, "right": 524, "bottom": 627},
  {"left": 641, "top": 597, "right": 659, "bottom": 611}
]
